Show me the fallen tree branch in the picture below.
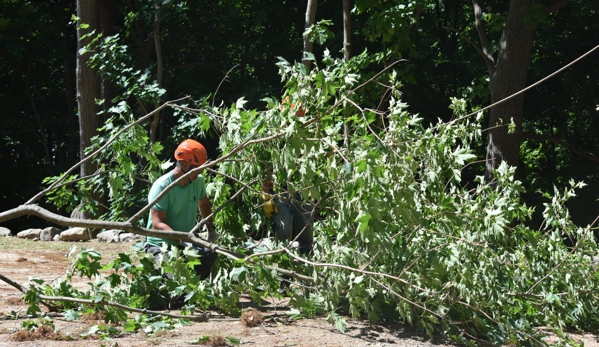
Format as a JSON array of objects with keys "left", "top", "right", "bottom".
[
  {"left": 0, "top": 204, "right": 314, "bottom": 283},
  {"left": 190, "top": 177, "right": 258, "bottom": 235},
  {"left": 0, "top": 204, "right": 242, "bottom": 259},
  {"left": 0, "top": 272, "right": 208, "bottom": 322},
  {"left": 0, "top": 273, "right": 58, "bottom": 312}
]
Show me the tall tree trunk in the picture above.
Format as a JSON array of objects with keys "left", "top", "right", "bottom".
[
  {"left": 76, "top": 0, "right": 102, "bottom": 222},
  {"left": 303, "top": 0, "right": 318, "bottom": 70},
  {"left": 342, "top": 0, "right": 352, "bottom": 147},
  {"left": 342, "top": 0, "right": 352, "bottom": 61},
  {"left": 64, "top": 52, "right": 77, "bottom": 164},
  {"left": 99, "top": 0, "right": 117, "bottom": 114},
  {"left": 149, "top": 0, "right": 164, "bottom": 144},
  {"left": 480, "top": 0, "right": 539, "bottom": 182}
]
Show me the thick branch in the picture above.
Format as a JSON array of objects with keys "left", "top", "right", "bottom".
[
  {"left": 0, "top": 204, "right": 242, "bottom": 259},
  {"left": 0, "top": 204, "right": 312, "bottom": 283}
]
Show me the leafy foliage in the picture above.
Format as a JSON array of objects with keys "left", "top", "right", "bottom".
[
  {"left": 27, "top": 48, "right": 599, "bottom": 346},
  {"left": 188, "top": 54, "right": 599, "bottom": 345}
]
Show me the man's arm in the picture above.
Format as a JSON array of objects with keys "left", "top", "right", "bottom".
[
  {"left": 198, "top": 196, "right": 214, "bottom": 232},
  {"left": 150, "top": 209, "right": 173, "bottom": 231}
]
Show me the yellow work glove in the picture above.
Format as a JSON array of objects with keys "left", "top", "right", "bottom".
[{"left": 263, "top": 195, "right": 278, "bottom": 218}]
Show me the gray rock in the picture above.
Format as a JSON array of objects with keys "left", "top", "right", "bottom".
[
  {"left": 118, "top": 232, "right": 137, "bottom": 242},
  {"left": 97, "top": 229, "right": 120, "bottom": 243},
  {"left": 0, "top": 227, "right": 11, "bottom": 237},
  {"left": 40, "top": 227, "right": 62, "bottom": 241},
  {"left": 17, "top": 228, "right": 42, "bottom": 240},
  {"left": 60, "top": 227, "right": 90, "bottom": 241}
]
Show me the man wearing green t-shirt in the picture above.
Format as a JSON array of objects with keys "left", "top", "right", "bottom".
[{"left": 145, "top": 139, "right": 219, "bottom": 280}]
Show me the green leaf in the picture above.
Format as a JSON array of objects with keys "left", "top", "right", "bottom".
[
  {"left": 64, "top": 309, "right": 81, "bottom": 321},
  {"left": 230, "top": 267, "right": 247, "bottom": 282},
  {"left": 355, "top": 213, "right": 371, "bottom": 233},
  {"left": 123, "top": 320, "right": 139, "bottom": 332},
  {"left": 225, "top": 336, "right": 242, "bottom": 346}
]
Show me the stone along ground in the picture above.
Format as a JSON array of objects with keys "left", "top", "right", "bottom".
[{"left": 0, "top": 236, "right": 597, "bottom": 347}]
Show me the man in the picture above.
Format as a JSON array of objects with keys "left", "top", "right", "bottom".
[
  {"left": 263, "top": 173, "right": 314, "bottom": 256},
  {"left": 145, "top": 139, "right": 219, "bottom": 280}
]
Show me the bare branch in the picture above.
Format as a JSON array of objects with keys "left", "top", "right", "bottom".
[
  {"left": 212, "top": 64, "right": 239, "bottom": 107},
  {"left": 0, "top": 204, "right": 315, "bottom": 283},
  {"left": 0, "top": 273, "right": 58, "bottom": 312},
  {"left": 0, "top": 204, "right": 242, "bottom": 259}
]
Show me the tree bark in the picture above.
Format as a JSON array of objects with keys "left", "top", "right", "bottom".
[
  {"left": 342, "top": 0, "right": 352, "bottom": 61},
  {"left": 64, "top": 54, "right": 78, "bottom": 165},
  {"left": 76, "top": 0, "right": 102, "bottom": 220},
  {"left": 302, "top": 0, "right": 318, "bottom": 69},
  {"left": 342, "top": 0, "right": 352, "bottom": 147},
  {"left": 482, "top": 0, "right": 539, "bottom": 182},
  {"left": 149, "top": 0, "right": 164, "bottom": 144},
  {"left": 99, "top": 0, "right": 117, "bottom": 114}
]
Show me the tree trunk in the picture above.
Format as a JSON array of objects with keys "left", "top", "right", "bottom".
[
  {"left": 302, "top": 0, "right": 318, "bottom": 69},
  {"left": 484, "top": 0, "right": 539, "bottom": 182},
  {"left": 149, "top": 0, "right": 164, "bottom": 144},
  {"left": 76, "top": 0, "right": 102, "bottom": 222},
  {"left": 342, "top": 0, "right": 352, "bottom": 61},
  {"left": 342, "top": 0, "right": 352, "bottom": 147},
  {"left": 64, "top": 52, "right": 77, "bottom": 164},
  {"left": 99, "top": 0, "right": 117, "bottom": 114}
]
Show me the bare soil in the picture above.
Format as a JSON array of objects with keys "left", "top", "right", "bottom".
[{"left": 0, "top": 236, "right": 597, "bottom": 347}]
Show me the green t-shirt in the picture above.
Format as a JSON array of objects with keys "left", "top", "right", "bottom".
[{"left": 145, "top": 172, "right": 207, "bottom": 247}]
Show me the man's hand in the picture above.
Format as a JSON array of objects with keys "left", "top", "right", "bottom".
[
  {"left": 197, "top": 229, "right": 220, "bottom": 243},
  {"left": 198, "top": 196, "right": 217, "bottom": 241},
  {"left": 207, "top": 230, "right": 220, "bottom": 243}
]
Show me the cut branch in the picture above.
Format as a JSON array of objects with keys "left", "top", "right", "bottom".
[
  {"left": 0, "top": 204, "right": 242, "bottom": 259},
  {"left": 0, "top": 272, "right": 208, "bottom": 321},
  {"left": 0, "top": 273, "right": 58, "bottom": 312},
  {"left": 0, "top": 204, "right": 312, "bottom": 283}
]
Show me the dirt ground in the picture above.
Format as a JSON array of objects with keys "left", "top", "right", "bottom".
[{"left": 0, "top": 237, "right": 598, "bottom": 347}]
